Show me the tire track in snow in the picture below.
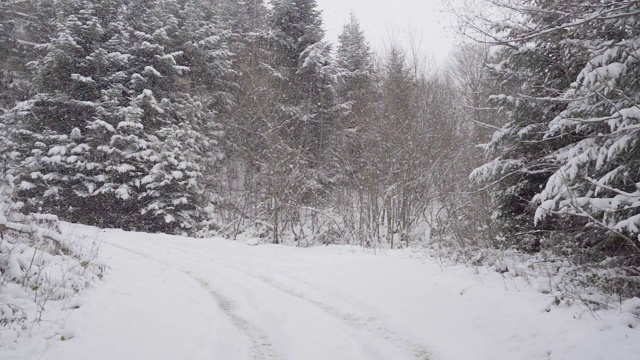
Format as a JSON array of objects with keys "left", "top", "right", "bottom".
[
  {"left": 194, "top": 278, "right": 279, "bottom": 360},
  {"left": 102, "top": 241, "right": 281, "bottom": 360},
  {"left": 247, "top": 271, "right": 434, "bottom": 360},
  {"left": 166, "top": 245, "right": 434, "bottom": 360}
]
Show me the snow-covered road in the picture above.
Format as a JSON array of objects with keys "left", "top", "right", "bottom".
[{"left": 19, "top": 227, "right": 640, "bottom": 360}]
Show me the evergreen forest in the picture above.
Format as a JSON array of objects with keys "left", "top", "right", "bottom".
[{"left": 2, "top": 0, "right": 640, "bottom": 301}]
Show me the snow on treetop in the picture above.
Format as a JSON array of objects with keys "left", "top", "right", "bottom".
[
  {"left": 117, "top": 121, "right": 143, "bottom": 130},
  {"left": 144, "top": 66, "right": 163, "bottom": 78},
  {"left": 71, "top": 73, "right": 96, "bottom": 84}
]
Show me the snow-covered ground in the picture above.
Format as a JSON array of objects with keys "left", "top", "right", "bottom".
[{"left": 3, "top": 225, "right": 640, "bottom": 360}]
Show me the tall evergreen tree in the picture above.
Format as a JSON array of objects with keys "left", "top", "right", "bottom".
[
  {"left": 472, "top": 0, "right": 640, "bottom": 261},
  {"left": 237, "top": 0, "right": 340, "bottom": 242},
  {"left": 270, "top": 0, "right": 324, "bottom": 77},
  {"left": 0, "top": 1, "right": 19, "bottom": 111},
  {"left": 0, "top": 0, "right": 57, "bottom": 111},
  {"left": 5, "top": 0, "right": 235, "bottom": 235},
  {"left": 221, "top": 0, "right": 270, "bottom": 161},
  {"left": 471, "top": 0, "right": 591, "bottom": 251},
  {"left": 530, "top": 0, "right": 640, "bottom": 253},
  {"left": 269, "top": 0, "right": 337, "bottom": 162},
  {"left": 336, "top": 12, "right": 374, "bottom": 124},
  {"left": 331, "top": 13, "right": 376, "bottom": 183}
]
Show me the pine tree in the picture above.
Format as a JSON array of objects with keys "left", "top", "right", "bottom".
[
  {"left": 6, "top": 0, "right": 234, "bottom": 235},
  {"left": 336, "top": 13, "right": 375, "bottom": 124},
  {"left": 0, "top": 0, "right": 57, "bottom": 111},
  {"left": 0, "top": 1, "right": 19, "bottom": 111},
  {"left": 269, "top": 0, "right": 341, "bottom": 172},
  {"left": 530, "top": 1, "right": 640, "bottom": 252},
  {"left": 270, "top": 0, "right": 324, "bottom": 78},
  {"left": 232, "top": 0, "right": 340, "bottom": 243},
  {"left": 9, "top": 3, "right": 113, "bottom": 219},
  {"left": 331, "top": 13, "right": 376, "bottom": 183},
  {"left": 471, "top": 0, "right": 591, "bottom": 251},
  {"left": 220, "top": 0, "right": 270, "bottom": 161}
]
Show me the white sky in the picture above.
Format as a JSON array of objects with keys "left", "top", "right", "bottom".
[{"left": 315, "top": 0, "right": 458, "bottom": 64}]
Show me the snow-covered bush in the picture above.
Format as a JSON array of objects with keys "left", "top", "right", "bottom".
[
  {"left": 427, "top": 235, "right": 640, "bottom": 313},
  {"left": 467, "top": 0, "right": 640, "bottom": 301},
  {"left": 0, "top": 178, "right": 104, "bottom": 339}
]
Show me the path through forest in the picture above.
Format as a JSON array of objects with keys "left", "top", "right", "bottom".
[{"left": 20, "top": 226, "right": 640, "bottom": 360}]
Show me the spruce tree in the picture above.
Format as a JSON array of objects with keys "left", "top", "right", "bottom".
[
  {"left": 0, "top": 1, "right": 19, "bottom": 111},
  {"left": 269, "top": 0, "right": 339, "bottom": 169},
  {"left": 530, "top": 0, "right": 640, "bottom": 253},
  {"left": 471, "top": 0, "right": 590, "bottom": 251},
  {"left": 242, "top": 0, "right": 339, "bottom": 242},
  {"left": 336, "top": 13, "right": 375, "bottom": 124},
  {"left": 332, "top": 13, "right": 376, "bottom": 185},
  {"left": 270, "top": 0, "right": 324, "bottom": 77},
  {"left": 6, "top": 0, "right": 234, "bottom": 235}
]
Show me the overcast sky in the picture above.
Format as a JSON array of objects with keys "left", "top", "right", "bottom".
[{"left": 314, "top": 0, "right": 457, "bottom": 64}]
